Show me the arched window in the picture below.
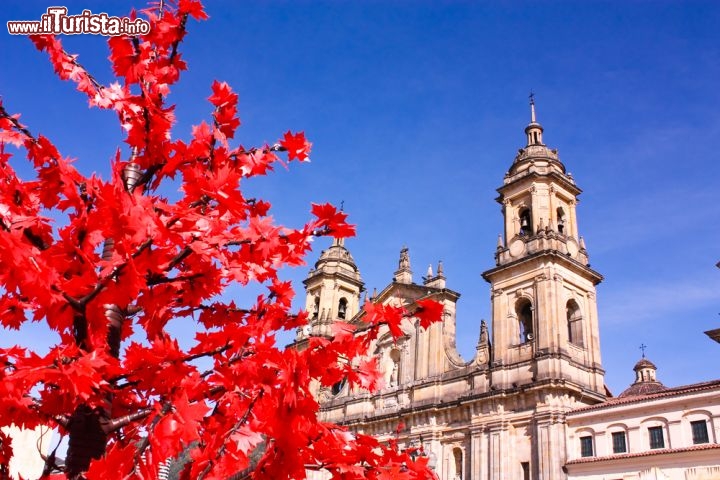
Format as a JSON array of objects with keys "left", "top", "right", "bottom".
[
  {"left": 331, "top": 378, "right": 346, "bottom": 396},
  {"left": 557, "top": 207, "right": 566, "bottom": 234},
  {"left": 338, "top": 298, "right": 348, "bottom": 319},
  {"left": 567, "top": 300, "right": 583, "bottom": 347},
  {"left": 312, "top": 296, "right": 319, "bottom": 320},
  {"left": 519, "top": 208, "right": 532, "bottom": 236},
  {"left": 517, "top": 299, "right": 534, "bottom": 343}
]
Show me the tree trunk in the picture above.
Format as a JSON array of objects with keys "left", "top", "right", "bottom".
[{"left": 65, "top": 405, "right": 107, "bottom": 479}]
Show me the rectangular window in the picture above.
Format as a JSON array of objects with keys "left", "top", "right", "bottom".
[
  {"left": 521, "top": 461, "right": 530, "bottom": 480},
  {"left": 580, "top": 436, "right": 594, "bottom": 457},
  {"left": 691, "top": 420, "right": 710, "bottom": 444},
  {"left": 648, "top": 426, "right": 665, "bottom": 449},
  {"left": 612, "top": 431, "right": 627, "bottom": 453}
]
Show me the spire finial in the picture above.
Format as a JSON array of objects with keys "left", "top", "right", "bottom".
[
  {"left": 524, "top": 92, "right": 544, "bottom": 146},
  {"left": 529, "top": 91, "right": 536, "bottom": 123},
  {"left": 639, "top": 343, "right": 647, "bottom": 358},
  {"left": 394, "top": 246, "right": 413, "bottom": 284}
]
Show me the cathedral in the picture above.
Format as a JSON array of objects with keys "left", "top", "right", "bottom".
[{"left": 290, "top": 103, "right": 720, "bottom": 480}]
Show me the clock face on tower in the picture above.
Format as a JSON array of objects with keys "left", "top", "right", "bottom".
[
  {"left": 509, "top": 238, "right": 525, "bottom": 257},
  {"left": 302, "top": 325, "right": 312, "bottom": 337}
]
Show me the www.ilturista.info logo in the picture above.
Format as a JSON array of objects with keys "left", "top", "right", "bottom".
[{"left": 7, "top": 7, "right": 151, "bottom": 36}]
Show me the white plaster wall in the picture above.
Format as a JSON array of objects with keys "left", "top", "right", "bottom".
[{"left": 2, "top": 425, "right": 53, "bottom": 480}]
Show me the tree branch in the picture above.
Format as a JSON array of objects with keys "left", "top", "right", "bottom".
[
  {"left": 78, "top": 238, "right": 153, "bottom": 307},
  {"left": 133, "top": 402, "right": 172, "bottom": 466},
  {"left": 146, "top": 272, "right": 203, "bottom": 286},
  {"left": 102, "top": 408, "right": 153, "bottom": 434}
]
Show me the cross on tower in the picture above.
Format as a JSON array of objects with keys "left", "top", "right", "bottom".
[
  {"left": 529, "top": 90, "right": 535, "bottom": 105},
  {"left": 340, "top": 200, "right": 345, "bottom": 211},
  {"left": 639, "top": 343, "right": 647, "bottom": 358}
]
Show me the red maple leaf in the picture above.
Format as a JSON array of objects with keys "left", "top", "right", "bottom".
[
  {"left": 311, "top": 202, "right": 356, "bottom": 238},
  {"left": 280, "top": 130, "right": 312, "bottom": 161},
  {"left": 179, "top": 0, "right": 209, "bottom": 20},
  {"left": 414, "top": 298, "right": 444, "bottom": 329}
]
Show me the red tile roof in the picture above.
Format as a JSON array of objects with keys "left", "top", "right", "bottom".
[
  {"left": 569, "top": 379, "right": 720, "bottom": 414},
  {"left": 618, "top": 381, "right": 666, "bottom": 398},
  {"left": 566, "top": 443, "right": 720, "bottom": 465}
]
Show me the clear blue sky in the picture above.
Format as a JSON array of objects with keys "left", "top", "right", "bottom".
[{"left": 1, "top": 1, "right": 719, "bottom": 396}]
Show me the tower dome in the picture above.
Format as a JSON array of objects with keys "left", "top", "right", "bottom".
[
  {"left": 310, "top": 237, "right": 361, "bottom": 281},
  {"left": 618, "top": 356, "right": 667, "bottom": 398}
]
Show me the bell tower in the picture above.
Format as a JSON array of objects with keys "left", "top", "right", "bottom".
[
  {"left": 482, "top": 99, "right": 605, "bottom": 396},
  {"left": 298, "top": 238, "right": 364, "bottom": 340}
]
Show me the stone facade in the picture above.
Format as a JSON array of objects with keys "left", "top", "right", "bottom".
[{"left": 291, "top": 103, "right": 720, "bottom": 480}]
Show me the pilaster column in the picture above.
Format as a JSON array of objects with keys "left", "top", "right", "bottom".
[
  {"left": 568, "top": 199, "right": 578, "bottom": 238},
  {"left": 534, "top": 409, "right": 568, "bottom": 480}
]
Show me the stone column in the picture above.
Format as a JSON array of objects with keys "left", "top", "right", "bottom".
[{"left": 568, "top": 200, "right": 578, "bottom": 239}]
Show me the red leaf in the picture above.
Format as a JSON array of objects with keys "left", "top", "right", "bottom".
[
  {"left": 415, "top": 298, "right": 444, "bottom": 329},
  {"left": 179, "top": 0, "right": 209, "bottom": 20},
  {"left": 208, "top": 80, "right": 237, "bottom": 108},
  {"left": 280, "top": 131, "right": 312, "bottom": 161},
  {"left": 311, "top": 202, "right": 356, "bottom": 238}
]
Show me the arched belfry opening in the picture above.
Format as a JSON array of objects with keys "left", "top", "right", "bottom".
[
  {"left": 519, "top": 208, "right": 533, "bottom": 236},
  {"left": 566, "top": 299, "right": 584, "bottom": 347},
  {"left": 557, "top": 207, "right": 566, "bottom": 234},
  {"left": 312, "top": 296, "right": 319, "bottom": 320},
  {"left": 338, "top": 297, "right": 348, "bottom": 319},
  {"left": 516, "top": 299, "right": 534, "bottom": 343}
]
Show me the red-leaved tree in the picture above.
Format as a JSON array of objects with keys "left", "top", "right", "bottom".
[{"left": 0, "top": 2, "right": 442, "bottom": 479}]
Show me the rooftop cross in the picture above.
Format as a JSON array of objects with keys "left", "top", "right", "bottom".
[
  {"left": 529, "top": 91, "right": 537, "bottom": 123},
  {"left": 639, "top": 343, "right": 647, "bottom": 358}
]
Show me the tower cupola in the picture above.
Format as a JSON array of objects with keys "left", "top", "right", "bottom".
[{"left": 618, "top": 356, "right": 667, "bottom": 398}]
